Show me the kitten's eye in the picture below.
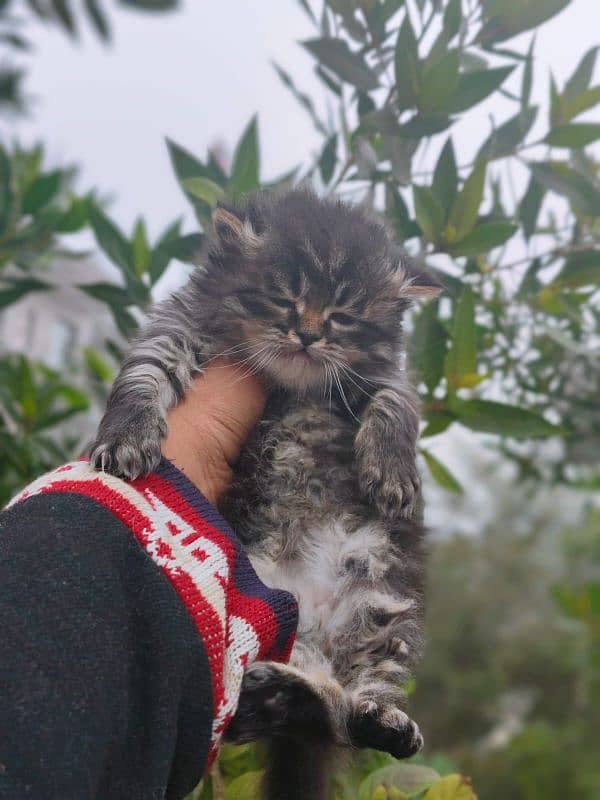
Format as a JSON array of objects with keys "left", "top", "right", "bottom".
[
  {"left": 270, "top": 296, "right": 296, "bottom": 311},
  {"left": 329, "top": 312, "right": 355, "bottom": 326}
]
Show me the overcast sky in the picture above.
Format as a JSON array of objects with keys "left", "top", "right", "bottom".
[{"left": 2, "top": 0, "right": 598, "bottom": 240}]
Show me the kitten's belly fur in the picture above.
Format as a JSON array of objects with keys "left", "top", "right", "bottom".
[
  {"left": 249, "top": 516, "right": 391, "bottom": 645},
  {"left": 227, "top": 401, "right": 417, "bottom": 683}
]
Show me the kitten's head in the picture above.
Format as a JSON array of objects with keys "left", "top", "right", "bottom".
[{"left": 198, "top": 187, "right": 440, "bottom": 391}]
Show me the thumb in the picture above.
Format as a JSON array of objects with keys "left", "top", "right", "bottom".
[{"left": 161, "top": 360, "right": 267, "bottom": 504}]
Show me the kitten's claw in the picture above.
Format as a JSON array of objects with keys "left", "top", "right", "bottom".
[
  {"left": 89, "top": 412, "right": 164, "bottom": 479},
  {"left": 350, "top": 700, "right": 423, "bottom": 759}
]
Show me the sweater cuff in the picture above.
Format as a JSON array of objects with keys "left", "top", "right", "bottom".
[{"left": 8, "top": 457, "right": 299, "bottom": 761}]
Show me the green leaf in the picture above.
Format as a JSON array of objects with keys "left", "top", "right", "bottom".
[
  {"left": 521, "top": 36, "right": 535, "bottom": 108},
  {"left": 148, "top": 219, "right": 186, "bottom": 283},
  {"left": 529, "top": 161, "right": 600, "bottom": 216},
  {"left": 549, "top": 250, "right": 600, "bottom": 289},
  {"left": 163, "top": 232, "right": 204, "bottom": 263},
  {"left": 358, "top": 764, "right": 441, "bottom": 800},
  {"left": 545, "top": 123, "right": 600, "bottom": 148},
  {"left": 224, "top": 770, "right": 264, "bottom": 800},
  {"left": 443, "top": 0, "right": 462, "bottom": 40},
  {"left": 56, "top": 196, "right": 89, "bottom": 233},
  {"left": 166, "top": 138, "right": 224, "bottom": 221},
  {"left": 119, "top": 0, "right": 179, "bottom": 10},
  {"left": 477, "top": 106, "right": 537, "bottom": 161},
  {"left": 0, "top": 277, "right": 51, "bottom": 310},
  {"left": 85, "top": 0, "right": 110, "bottom": 41},
  {"left": 167, "top": 138, "right": 215, "bottom": 184},
  {"left": 516, "top": 256, "right": 543, "bottom": 298},
  {"left": 21, "top": 171, "right": 62, "bottom": 214},
  {"left": 448, "top": 398, "right": 561, "bottom": 438},
  {"left": 83, "top": 347, "right": 114, "bottom": 383},
  {"left": 51, "top": 0, "right": 77, "bottom": 37},
  {"left": 432, "top": 138, "right": 458, "bottom": 223},
  {"left": 447, "top": 160, "right": 486, "bottom": 242},
  {"left": 448, "top": 221, "right": 518, "bottom": 256},
  {"left": 78, "top": 282, "right": 134, "bottom": 308},
  {"left": 421, "top": 411, "right": 455, "bottom": 437},
  {"left": 564, "top": 46, "right": 598, "bottom": 99},
  {"left": 420, "top": 50, "right": 460, "bottom": 112},
  {"left": 319, "top": 134, "right": 337, "bottom": 184},
  {"left": 423, "top": 774, "right": 477, "bottom": 800},
  {"left": 88, "top": 204, "right": 135, "bottom": 277},
  {"left": 445, "top": 286, "right": 478, "bottom": 391},
  {"left": 182, "top": 177, "right": 224, "bottom": 206},
  {"left": 413, "top": 185, "right": 444, "bottom": 244},
  {"left": 0, "top": 145, "right": 15, "bottom": 234},
  {"left": 303, "top": 37, "right": 379, "bottom": 92},
  {"left": 314, "top": 64, "right": 342, "bottom": 96},
  {"left": 561, "top": 85, "right": 600, "bottom": 122},
  {"left": 398, "top": 113, "right": 452, "bottom": 138},
  {"left": 446, "top": 66, "right": 515, "bottom": 112},
  {"left": 518, "top": 176, "right": 544, "bottom": 240},
  {"left": 394, "top": 14, "right": 420, "bottom": 108},
  {"left": 477, "top": 0, "right": 571, "bottom": 46},
  {"left": 386, "top": 185, "right": 420, "bottom": 242},
  {"left": 422, "top": 450, "right": 463, "bottom": 494},
  {"left": 230, "top": 116, "right": 260, "bottom": 193},
  {"left": 410, "top": 301, "right": 448, "bottom": 393},
  {"left": 132, "top": 219, "right": 150, "bottom": 277}
]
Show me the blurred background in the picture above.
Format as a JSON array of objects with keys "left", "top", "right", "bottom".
[{"left": 0, "top": 1, "right": 598, "bottom": 799}]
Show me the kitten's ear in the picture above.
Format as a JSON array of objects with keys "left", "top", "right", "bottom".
[
  {"left": 212, "top": 206, "right": 260, "bottom": 255},
  {"left": 396, "top": 259, "right": 443, "bottom": 300}
]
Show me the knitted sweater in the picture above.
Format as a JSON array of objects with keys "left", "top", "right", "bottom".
[{"left": 0, "top": 458, "right": 298, "bottom": 800}]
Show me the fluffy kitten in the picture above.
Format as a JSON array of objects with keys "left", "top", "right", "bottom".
[{"left": 90, "top": 187, "right": 439, "bottom": 800}]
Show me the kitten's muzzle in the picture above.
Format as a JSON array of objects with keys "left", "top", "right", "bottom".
[{"left": 298, "top": 331, "right": 321, "bottom": 347}]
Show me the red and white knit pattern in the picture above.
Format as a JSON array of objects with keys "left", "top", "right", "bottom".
[{"left": 9, "top": 460, "right": 298, "bottom": 764}]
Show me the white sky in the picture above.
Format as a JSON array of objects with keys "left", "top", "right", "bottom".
[{"left": 3, "top": 0, "right": 598, "bottom": 238}]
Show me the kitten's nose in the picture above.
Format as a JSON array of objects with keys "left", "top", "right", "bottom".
[{"left": 297, "top": 331, "right": 320, "bottom": 347}]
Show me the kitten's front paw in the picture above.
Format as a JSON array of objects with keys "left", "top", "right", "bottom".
[
  {"left": 350, "top": 700, "right": 423, "bottom": 759},
  {"left": 90, "top": 411, "right": 165, "bottom": 479},
  {"left": 358, "top": 453, "right": 420, "bottom": 519}
]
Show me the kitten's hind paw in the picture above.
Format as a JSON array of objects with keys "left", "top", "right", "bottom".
[
  {"left": 225, "top": 662, "right": 332, "bottom": 744},
  {"left": 350, "top": 701, "right": 423, "bottom": 759},
  {"left": 89, "top": 411, "right": 165, "bottom": 479}
]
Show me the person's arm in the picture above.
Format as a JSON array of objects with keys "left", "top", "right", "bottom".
[{"left": 0, "top": 363, "right": 297, "bottom": 800}]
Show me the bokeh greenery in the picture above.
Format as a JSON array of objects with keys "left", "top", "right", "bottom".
[{"left": 1, "top": 1, "right": 598, "bottom": 798}]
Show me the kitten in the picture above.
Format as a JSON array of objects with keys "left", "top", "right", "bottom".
[{"left": 90, "top": 187, "right": 440, "bottom": 799}]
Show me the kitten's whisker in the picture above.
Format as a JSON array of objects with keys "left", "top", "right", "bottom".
[
  {"left": 222, "top": 345, "right": 273, "bottom": 385},
  {"left": 196, "top": 341, "right": 261, "bottom": 369},
  {"left": 344, "top": 366, "right": 378, "bottom": 386},
  {"left": 336, "top": 364, "right": 377, "bottom": 401},
  {"left": 226, "top": 343, "right": 283, "bottom": 387},
  {"left": 332, "top": 366, "right": 360, "bottom": 422}
]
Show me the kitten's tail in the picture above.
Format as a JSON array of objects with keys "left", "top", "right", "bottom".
[{"left": 264, "top": 737, "right": 333, "bottom": 800}]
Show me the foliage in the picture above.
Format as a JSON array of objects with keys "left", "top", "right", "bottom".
[
  {"left": 413, "top": 505, "right": 600, "bottom": 800},
  {"left": 0, "top": 0, "right": 599, "bottom": 798},
  {"left": 0, "top": 354, "right": 89, "bottom": 505}
]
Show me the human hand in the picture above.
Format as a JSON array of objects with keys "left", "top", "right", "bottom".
[{"left": 161, "top": 360, "right": 267, "bottom": 506}]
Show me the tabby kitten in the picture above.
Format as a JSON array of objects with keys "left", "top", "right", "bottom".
[{"left": 90, "top": 187, "right": 439, "bottom": 800}]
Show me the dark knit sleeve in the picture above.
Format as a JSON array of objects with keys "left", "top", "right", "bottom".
[{"left": 0, "top": 460, "right": 298, "bottom": 800}]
